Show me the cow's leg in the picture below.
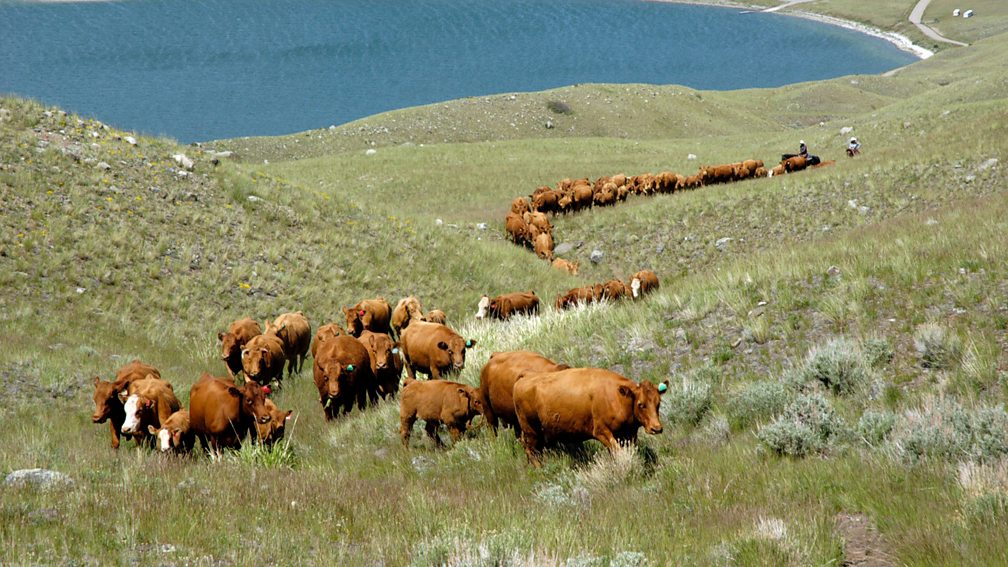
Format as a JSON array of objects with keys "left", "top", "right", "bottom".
[
  {"left": 593, "top": 425, "right": 620, "bottom": 453},
  {"left": 424, "top": 420, "right": 443, "bottom": 447},
  {"left": 404, "top": 359, "right": 417, "bottom": 381},
  {"left": 448, "top": 424, "right": 464, "bottom": 442},
  {"left": 430, "top": 366, "right": 441, "bottom": 380},
  {"left": 400, "top": 416, "right": 415, "bottom": 446},
  {"left": 108, "top": 421, "right": 121, "bottom": 449}
]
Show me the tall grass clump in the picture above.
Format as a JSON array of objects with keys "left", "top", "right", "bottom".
[
  {"left": 726, "top": 379, "right": 793, "bottom": 430},
  {"left": 958, "top": 459, "right": 1008, "bottom": 524},
  {"left": 856, "top": 409, "right": 897, "bottom": 447},
  {"left": 914, "top": 323, "right": 962, "bottom": 370},
  {"left": 801, "top": 337, "right": 872, "bottom": 396},
  {"left": 228, "top": 440, "right": 299, "bottom": 469},
  {"left": 757, "top": 393, "right": 844, "bottom": 457},
  {"left": 575, "top": 444, "right": 645, "bottom": 493}
]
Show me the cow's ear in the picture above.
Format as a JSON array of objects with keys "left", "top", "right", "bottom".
[
  {"left": 227, "top": 386, "right": 242, "bottom": 399},
  {"left": 92, "top": 376, "right": 100, "bottom": 387},
  {"left": 148, "top": 425, "right": 158, "bottom": 435},
  {"left": 618, "top": 385, "right": 634, "bottom": 399},
  {"left": 284, "top": 410, "right": 293, "bottom": 421},
  {"left": 437, "top": 341, "right": 449, "bottom": 351},
  {"left": 217, "top": 331, "right": 225, "bottom": 341}
]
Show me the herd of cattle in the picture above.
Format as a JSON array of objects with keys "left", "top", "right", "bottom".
[
  {"left": 91, "top": 292, "right": 668, "bottom": 466},
  {"left": 505, "top": 155, "right": 831, "bottom": 265}
]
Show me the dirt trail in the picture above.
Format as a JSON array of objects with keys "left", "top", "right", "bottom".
[
  {"left": 835, "top": 513, "right": 896, "bottom": 567},
  {"left": 910, "top": 0, "right": 969, "bottom": 46}
]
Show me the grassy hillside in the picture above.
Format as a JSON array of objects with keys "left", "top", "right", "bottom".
[{"left": 2, "top": 7, "right": 1008, "bottom": 566}]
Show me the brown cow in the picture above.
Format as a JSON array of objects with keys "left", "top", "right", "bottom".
[
  {"left": 531, "top": 189, "right": 561, "bottom": 215},
  {"left": 269, "top": 311, "right": 311, "bottom": 377},
  {"left": 358, "top": 330, "right": 403, "bottom": 398},
  {"left": 555, "top": 286, "right": 598, "bottom": 310},
  {"left": 551, "top": 258, "right": 579, "bottom": 275},
  {"left": 523, "top": 211, "right": 551, "bottom": 240},
  {"left": 504, "top": 212, "right": 529, "bottom": 246},
  {"left": 311, "top": 322, "right": 348, "bottom": 358},
  {"left": 478, "top": 350, "right": 569, "bottom": 434},
  {"left": 629, "top": 270, "right": 660, "bottom": 299},
  {"left": 120, "top": 374, "right": 182, "bottom": 446},
  {"left": 254, "top": 399, "right": 293, "bottom": 447},
  {"left": 754, "top": 166, "right": 768, "bottom": 178},
  {"left": 571, "top": 183, "right": 593, "bottom": 211},
  {"left": 510, "top": 196, "right": 530, "bottom": 216},
  {"left": 598, "top": 279, "right": 630, "bottom": 302},
  {"left": 147, "top": 409, "right": 195, "bottom": 454},
  {"left": 189, "top": 373, "right": 272, "bottom": 451},
  {"left": 513, "top": 368, "right": 669, "bottom": 467},
  {"left": 345, "top": 297, "right": 393, "bottom": 337},
  {"left": 391, "top": 296, "right": 425, "bottom": 336},
  {"left": 313, "top": 335, "right": 375, "bottom": 420},
  {"left": 218, "top": 318, "right": 262, "bottom": 379},
  {"left": 700, "top": 164, "right": 734, "bottom": 185},
  {"left": 241, "top": 333, "right": 286, "bottom": 387},
  {"left": 399, "top": 321, "right": 476, "bottom": 381},
  {"left": 475, "top": 291, "right": 540, "bottom": 321},
  {"left": 782, "top": 155, "right": 807, "bottom": 173},
  {"left": 399, "top": 378, "right": 486, "bottom": 447},
  {"left": 91, "top": 359, "right": 162, "bottom": 449},
  {"left": 534, "top": 231, "right": 554, "bottom": 262},
  {"left": 424, "top": 309, "right": 447, "bottom": 325}
]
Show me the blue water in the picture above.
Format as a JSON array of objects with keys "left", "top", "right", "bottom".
[{"left": 0, "top": 0, "right": 916, "bottom": 142}]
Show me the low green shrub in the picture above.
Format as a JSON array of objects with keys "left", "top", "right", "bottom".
[
  {"left": 863, "top": 336, "right": 894, "bottom": 368},
  {"left": 891, "top": 400, "right": 1008, "bottom": 462},
  {"left": 857, "top": 409, "right": 896, "bottom": 446},
  {"left": 662, "top": 377, "right": 713, "bottom": 427},
  {"left": 757, "top": 394, "right": 844, "bottom": 457}
]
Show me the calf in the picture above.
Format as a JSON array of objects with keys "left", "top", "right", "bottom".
[
  {"left": 598, "top": 279, "right": 630, "bottom": 302},
  {"left": 147, "top": 409, "right": 194, "bottom": 454},
  {"left": 358, "top": 330, "right": 403, "bottom": 398},
  {"left": 399, "top": 321, "right": 475, "bottom": 380},
  {"left": 120, "top": 375, "right": 182, "bottom": 446},
  {"left": 555, "top": 286, "right": 598, "bottom": 310},
  {"left": 345, "top": 297, "right": 393, "bottom": 336},
  {"left": 534, "top": 231, "right": 554, "bottom": 262},
  {"left": 313, "top": 335, "right": 375, "bottom": 420},
  {"left": 218, "top": 318, "right": 262, "bottom": 379},
  {"left": 242, "top": 333, "right": 286, "bottom": 387},
  {"left": 478, "top": 350, "right": 568, "bottom": 434},
  {"left": 475, "top": 291, "right": 540, "bottom": 321},
  {"left": 551, "top": 258, "right": 579, "bottom": 275},
  {"left": 311, "top": 322, "right": 347, "bottom": 358},
  {"left": 91, "top": 359, "right": 162, "bottom": 449},
  {"left": 189, "top": 372, "right": 272, "bottom": 452},
  {"left": 254, "top": 399, "right": 293, "bottom": 447},
  {"left": 514, "top": 368, "right": 669, "bottom": 467},
  {"left": 399, "top": 379, "right": 485, "bottom": 447},
  {"left": 269, "top": 311, "right": 311, "bottom": 377},
  {"left": 391, "top": 296, "right": 425, "bottom": 336},
  {"left": 629, "top": 270, "right": 660, "bottom": 299}
]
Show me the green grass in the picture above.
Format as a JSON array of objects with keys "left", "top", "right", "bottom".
[{"left": 2, "top": 5, "right": 1008, "bottom": 564}]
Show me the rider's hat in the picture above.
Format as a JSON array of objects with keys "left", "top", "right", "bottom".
[
  {"left": 799, "top": 140, "right": 805, "bottom": 145},
  {"left": 850, "top": 137, "right": 857, "bottom": 142}
]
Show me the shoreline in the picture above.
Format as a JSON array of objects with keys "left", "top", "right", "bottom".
[{"left": 651, "top": 0, "right": 935, "bottom": 60}]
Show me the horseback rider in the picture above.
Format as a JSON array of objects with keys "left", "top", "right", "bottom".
[
  {"left": 846, "top": 137, "right": 861, "bottom": 157},
  {"left": 798, "top": 139, "right": 820, "bottom": 166}
]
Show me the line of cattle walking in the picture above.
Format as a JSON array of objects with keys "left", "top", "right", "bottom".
[
  {"left": 506, "top": 155, "right": 830, "bottom": 266},
  {"left": 91, "top": 292, "right": 668, "bottom": 466}
]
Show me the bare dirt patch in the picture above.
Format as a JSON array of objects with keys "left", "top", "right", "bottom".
[{"left": 835, "top": 512, "right": 895, "bottom": 567}]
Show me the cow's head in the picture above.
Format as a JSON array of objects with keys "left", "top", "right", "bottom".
[
  {"left": 219, "top": 331, "right": 240, "bottom": 362},
  {"left": 438, "top": 337, "right": 475, "bottom": 372},
  {"left": 457, "top": 385, "right": 486, "bottom": 420},
  {"left": 623, "top": 380, "right": 668, "bottom": 436},
  {"left": 361, "top": 332, "right": 395, "bottom": 371},
  {"left": 630, "top": 278, "right": 642, "bottom": 298},
  {"left": 241, "top": 345, "right": 271, "bottom": 379},
  {"left": 344, "top": 306, "right": 364, "bottom": 336},
  {"left": 234, "top": 381, "right": 271, "bottom": 425},
  {"left": 255, "top": 399, "right": 293, "bottom": 447},
  {"left": 147, "top": 410, "right": 188, "bottom": 452},
  {"left": 321, "top": 362, "right": 355, "bottom": 400},
  {"left": 475, "top": 295, "right": 490, "bottom": 320},
  {"left": 91, "top": 377, "right": 123, "bottom": 423},
  {"left": 121, "top": 394, "right": 156, "bottom": 435}
]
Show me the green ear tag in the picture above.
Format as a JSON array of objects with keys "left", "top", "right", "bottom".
[
  {"left": 347, "top": 364, "right": 354, "bottom": 372},
  {"left": 658, "top": 383, "right": 668, "bottom": 394},
  {"left": 465, "top": 340, "right": 472, "bottom": 348},
  {"left": 392, "top": 348, "right": 399, "bottom": 354}
]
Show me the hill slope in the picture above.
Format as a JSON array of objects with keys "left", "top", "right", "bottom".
[{"left": 1, "top": 19, "right": 1007, "bottom": 567}]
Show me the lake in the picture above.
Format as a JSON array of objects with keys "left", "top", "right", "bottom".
[{"left": 0, "top": 0, "right": 917, "bottom": 142}]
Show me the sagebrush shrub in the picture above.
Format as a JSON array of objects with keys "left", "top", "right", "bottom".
[
  {"left": 757, "top": 393, "right": 843, "bottom": 457},
  {"left": 727, "top": 380, "right": 792, "bottom": 429},
  {"left": 802, "top": 337, "right": 871, "bottom": 395},
  {"left": 863, "top": 336, "right": 894, "bottom": 368},
  {"left": 888, "top": 399, "right": 1008, "bottom": 462},
  {"left": 857, "top": 409, "right": 896, "bottom": 446},
  {"left": 546, "top": 100, "right": 572, "bottom": 114},
  {"left": 662, "top": 377, "right": 713, "bottom": 427},
  {"left": 914, "top": 323, "right": 962, "bottom": 370}
]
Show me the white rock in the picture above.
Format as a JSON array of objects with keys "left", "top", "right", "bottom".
[
  {"left": 435, "top": 218, "right": 443, "bottom": 226},
  {"left": 124, "top": 136, "right": 137, "bottom": 146},
  {"left": 171, "top": 153, "right": 194, "bottom": 170},
  {"left": 76, "top": 287, "right": 86, "bottom": 294},
  {"left": 365, "top": 148, "right": 377, "bottom": 156},
  {"left": 476, "top": 223, "right": 487, "bottom": 230},
  {"left": 840, "top": 126, "right": 853, "bottom": 135},
  {"left": 247, "top": 195, "right": 261, "bottom": 202},
  {"left": 978, "top": 158, "right": 998, "bottom": 171},
  {"left": 715, "top": 237, "right": 733, "bottom": 251},
  {"left": 687, "top": 153, "right": 697, "bottom": 160},
  {"left": 848, "top": 199, "right": 859, "bottom": 209},
  {"left": 5, "top": 468, "right": 74, "bottom": 489}
]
